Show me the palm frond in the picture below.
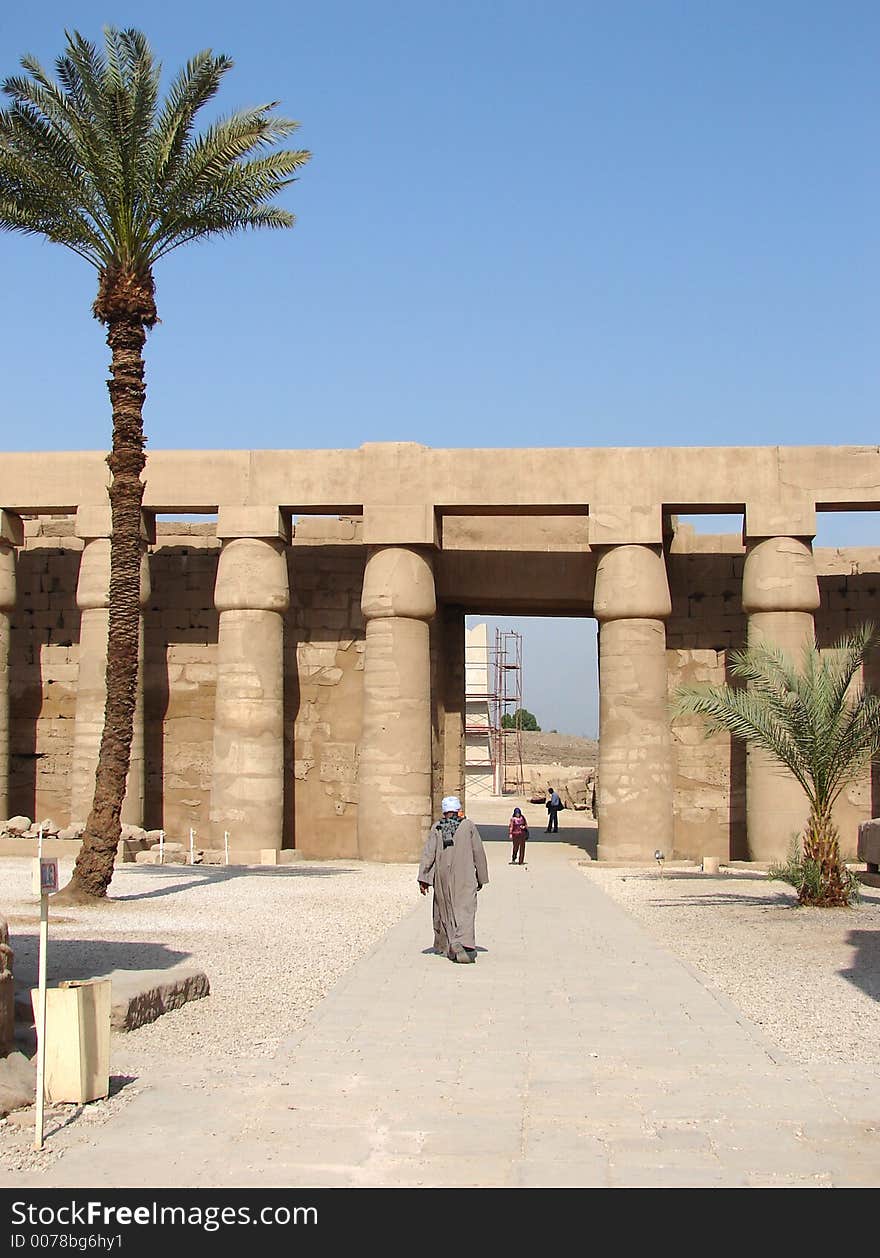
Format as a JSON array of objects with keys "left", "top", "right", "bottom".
[
  {"left": 672, "top": 682, "right": 816, "bottom": 801},
  {"left": 149, "top": 51, "right": 231, "bottom": 199},
  {"left": 0, "top": 27, "right": 309, "bottom": 285},
  {"left": 1, "top": 25, "right": 310, "bottom": 286},
  {"left": 674, "top": 627, "right": 880, "bottom": 815}
]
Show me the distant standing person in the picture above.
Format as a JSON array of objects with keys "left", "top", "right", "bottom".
[
  {"left": 546, "top": 787, "right": 562, "bottom": 833},
  {"left": 418, "top": 796, "right": 489, "bottom": 964},
  {"left": 508, "top": 807, "right": 529, "bottom": 865}
]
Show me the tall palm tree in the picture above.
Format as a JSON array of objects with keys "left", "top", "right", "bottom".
[
  {"left": 0, "top": 28, "right": 310, "bottom": 901},
  {"left": 672, "top": 624, "right": 880, "bottom": 906}
]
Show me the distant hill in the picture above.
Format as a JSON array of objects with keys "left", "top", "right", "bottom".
[{"left": 519, "top": 730, "right": 598, "bottom": 768}]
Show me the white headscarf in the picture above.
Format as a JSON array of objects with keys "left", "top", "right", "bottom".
[{"left": 441, "top": 796, "right": 462, "bottom": 814}]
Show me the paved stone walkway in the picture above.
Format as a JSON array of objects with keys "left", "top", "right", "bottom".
[{"left": 7, "top": 829, "right": 880, "bottom": 1188}]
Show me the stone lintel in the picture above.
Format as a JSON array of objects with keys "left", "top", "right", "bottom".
[
  {"left": 744, "top": 500, "right": 816, "bottom": 541},
  {"left": 75, "top": 504, "right": 156, "bottom": 543},
  {"left": 0, "top": 510, "right": 24, "bottom": 547},
  {"left": 588, "top": 503, "right": 663, "bottom": 547},
  {"left": 362, "top": 504, "right": 440, "bottom": 548},
  {"left": 216, "top": 506, "right": 290, "bottom": 542}
]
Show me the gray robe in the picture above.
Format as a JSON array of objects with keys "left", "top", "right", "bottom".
[{"left": 418, "top": 817, "right": 489, "bottom": 954}]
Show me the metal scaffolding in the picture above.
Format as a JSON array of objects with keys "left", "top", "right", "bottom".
[
  {"left": 464, "top": 624, "right": 526, "bottom": 796},
  {"left": 490, "top": 628, "right": 525, "bottom": 794}
]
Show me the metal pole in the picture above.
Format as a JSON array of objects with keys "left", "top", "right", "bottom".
[
  {"left": 158, "top": 829, "right": 164, "bottom": 864},
  {"left": 33, "top": 891, "right": 48, "bottom": 1151},
  {"left": 224, "top": 831, "right": 229, "bottom": 865},
  {"left": 189, "top": 828, "right": 194, "bottom": 864}
]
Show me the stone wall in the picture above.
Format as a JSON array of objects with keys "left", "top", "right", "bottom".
[
  {"left": 7, "top": 508, "right": 880, "bottom": 864},
  {"left": 287, "top": 518, "right": 365, "bottom": 859},
  {"left": 144, "top": 522, "right": 220, "bottom": 841},
  {"left": 666, "top": 530, "right": 880, "bottom": 861},
  {"left": 9, "top": 515, "right": 366, "bottom": 855},
  {"left": 9, "top": 517, "right": 81, "bottom": 827}
]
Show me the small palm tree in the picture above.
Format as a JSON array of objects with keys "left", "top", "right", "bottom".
[
  {"left": 0, "top": 28, "right": 310, "bottom": 901},
  {"left": 672, "top": 624, "right": 880, "bottom": 906}
]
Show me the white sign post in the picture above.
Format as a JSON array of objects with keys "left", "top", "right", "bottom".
[
  {"left": 33, "top": 856, "right": 59, "bottom": 1151},
  {"left": 224, "top": 831, "right": 229, "bottom": 866},
  {"left": 189, "top": 828, "right": 195, "bottom": 865},
  {"left": 158, "top": 829, "right": 165, "bottom": 865}
]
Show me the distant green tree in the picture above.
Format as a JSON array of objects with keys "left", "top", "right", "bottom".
[{"left": 502, "top": 708, "right": 540, "bottom": 732}]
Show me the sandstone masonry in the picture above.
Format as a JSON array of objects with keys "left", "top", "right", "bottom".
[{"left": 1, "top": 444, "right": 879, "bottom": 864}]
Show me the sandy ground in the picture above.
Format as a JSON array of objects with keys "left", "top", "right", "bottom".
[
  {"left": 2, "top": 793, "right": 879, "bottom": 1175},
  {"left": 519, "top": 730, "right": 598, "bottom": 767}
]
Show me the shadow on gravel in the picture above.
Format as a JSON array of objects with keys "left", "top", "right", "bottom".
[
  {"left": 477, "top": 821, "right": 598, "bottom": 859},
  {"left": 11, "top": 942, "right": 194, "bottom": 1057},
  {"left": 112, "top": 863, "right": 353, "bottom": 902},
  {"left": 11, "top": 936, "right": 193, "bottom": 989},
  {"left": 840, "top": 931, "right": 880, "bottom": 1003},
  {"left": 652, "top": 894, "right": 795, "bottom": 909},
  {"left": 39, "top": 1076, "right": 140, "bottom": 1137}
]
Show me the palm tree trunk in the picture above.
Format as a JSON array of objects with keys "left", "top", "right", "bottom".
[
  {"left": 57, "top": 314, "right": 147, "bottom": 903},
  {"left": 802, "top": 805, "right": 847, "bottom": 907}
]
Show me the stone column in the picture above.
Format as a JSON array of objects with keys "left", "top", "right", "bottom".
[
  {"left": 594, "top": 544, "right": 674, "bottom": 862},
  {"left": 358, "top": 545, "right": 436, "bottom": 861},
  {"left": 433, "top": 605, "right": 466, "bottom": 820},
  {"left": 742, "top": 535, "right": 820, "bottom": 861},
  {"left": 210, "top": 509, "right": 290, "bottom": 858},
  {"left": 70, "top": 507, "right": 150, "bottom": 825},
  {"left": 0, "top": 512, "right": 24, "bottom": 823}
]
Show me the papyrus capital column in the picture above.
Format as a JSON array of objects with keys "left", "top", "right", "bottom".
[
  {"left": 594, "top": 543, "right": 674, "bottom": 862},
  {"left": 70, "top": 506, "right": 151, "bottom": 825},
  {"left": 210, "top": 508, "right": 290, "bottom": 856},
  {"left": 0, "top": 511, "right": 24, "bottom": 823},
  {"left": 742, "top": 535, "right": 820, "bottom": 861},
  {"left": 358, "top": 544, "right": 436, "bottom": 861}
]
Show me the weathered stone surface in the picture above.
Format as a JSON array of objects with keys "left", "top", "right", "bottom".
[
  {"left": 0, "top": 919, "right": 13, "bottom": 1058},
  {"left": 0, "top": 1051, "right": 36, "bottom": 1116},
  {"left": 858, "top": 819, "right": 880, "bottom": 867},
  {"left": 6, "top": 816, "right": 31, "bottom": 834},
  {"left": 135, "top": 841, "right": 187, "bottom": 865},
  {"left": 6, "top": 447, "right": 880, "bottom": 867},
  {"left": 105, "top": 967, "right": 210, "bottom": 1031}
]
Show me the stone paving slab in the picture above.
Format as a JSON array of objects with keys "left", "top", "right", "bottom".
[{"left": 5, "top": 836, "right": 880, "bottom": 1188}]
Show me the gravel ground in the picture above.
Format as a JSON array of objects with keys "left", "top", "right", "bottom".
[
  {"left": 1, "top": 855, "right": 418, "bottom": 1174},
  {"left": 582, "top": 863, "right": 880, "bottom": 1070},
  {"left": 4, "top": 848, "right": 880, "bottom": 1175},
  {"left": 4, "top": 855, "right": 417, "bottom": 1067}
]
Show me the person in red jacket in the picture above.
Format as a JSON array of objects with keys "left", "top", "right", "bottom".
[{"left": 508, "top": 807, "right": 529, "bottom": 865}]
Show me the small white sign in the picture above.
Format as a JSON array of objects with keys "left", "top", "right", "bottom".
[{"left": 32, "top": 857, "right": 59, "bottom": 896}]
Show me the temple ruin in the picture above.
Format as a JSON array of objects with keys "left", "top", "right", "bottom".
[{"left": 1, "top": 442, "right": 879, "bottom": 864}]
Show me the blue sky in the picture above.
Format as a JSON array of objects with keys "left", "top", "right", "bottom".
[{"left": 1, "top": 2, "right": 878, "bottom": 735}]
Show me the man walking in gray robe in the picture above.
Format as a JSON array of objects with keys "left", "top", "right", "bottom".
[{"left": 418, "top": 796, "right": 489, "bottom": 964}]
